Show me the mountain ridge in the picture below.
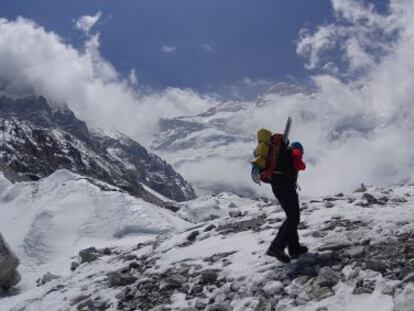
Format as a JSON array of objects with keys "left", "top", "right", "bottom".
[{"left": 0, "top": 95, "right": 195, "bottom": 203}]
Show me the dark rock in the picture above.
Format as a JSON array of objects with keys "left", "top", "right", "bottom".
[
  {"left": 315, "top": 267, "right": 340, "bottom": 288},
  {"left": 345, "top": 246, "right": 366, "bottom": 258},
  {"left": 297, "top": 222, "right": 308, "bottom": 230},
  {"left": 161, "top": 275, "right": 186, "bottom": 290},
  {"left": 107, "top": 271, "right": 137, "bottom": 287},
  {"left": 71, "top": 294, "right": 90, "bottom": 306},
  {"left": 37, "top": 272, "right": 61, "bottom": 286},
  {"left": 324, "top": 202, "right": 335, "bottom": 208},
  {"left": 362, "top": 193, "right": 384, "bottom": 205},
  {"left": 79, "top": 247, "right": 99, "bottom": 264},
  {"left": 71, "top": 261, "right": 79, "bottom": 271},
  {"left": 229, "top": 210, "right": 243, "bottom": 218},
  {"left": 311, "top": 287, "right": 334, "bottom": 301},
  {"left": 217, "top": 214, "right": 266, "bottom": 234},
  {"left": 206, "top": 302, "right": 231, "bottom": 311},
  {"left": 200, "top": 270, "right": 219, "bottom": 285},
  {"left": 365, "top": 260, "right": 387, "bottom": 273},
  {"left": 352, "top": 286, "right": 373, "bottom": 295},
  {"left": 204, "top": 224, "right": 217, "bottom": 232},
  {"left": 203, "top": 252, "right": 237, "bottom": 264},
  {"left": 101, "top": 247, "right": 112, "bottom": 256},
  {"left": 0, "top": 233, "right": 21, "bottom": 290},
  {"left": 163, "top": 202, "right": 180, "bottom": 212},
  {"left": 353, "top": 279, "right": 375, "bottom": 295},
  {"left": 228, "top": 202, "right": 238, "bottom": 208},
  {"left": 354, "top": 183, "right": 367, "bottom": 193},
  {"left": 187, "top": 231, "right": 200, "bottom": 242},
  {"left": 195, "top": 299, "right": 208, "bottom": 310},
  {"left": 392, "top": 197, "right": 408, "bottom": 203},
  {"left": 124, "top": 254, "right": 138, "bottom": 261}
]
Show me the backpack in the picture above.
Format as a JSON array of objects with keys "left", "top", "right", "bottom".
[{"left": 251, "top": 128, "right": 284, "bottom": 183}]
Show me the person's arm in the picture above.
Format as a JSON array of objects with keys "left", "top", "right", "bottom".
[{"left": 291, "top": 148, "right": 306, "bottom": 171}]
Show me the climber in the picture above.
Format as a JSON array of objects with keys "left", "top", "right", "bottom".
[{"left": 264, "top": 141, "right": 307, "bottom": 263}]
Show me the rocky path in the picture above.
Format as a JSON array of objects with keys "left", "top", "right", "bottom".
[{"left": 4, "top": 184, "right": 414, "bottom": 311}]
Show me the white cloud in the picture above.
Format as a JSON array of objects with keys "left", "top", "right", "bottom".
[
  {"left": 297, "top": 0, "right": 401, "bottom": 74},
  {"left": 0, "top": 17, "right": 215, "bottom": 145},
  {"left": 128, "top": 69, "right": 138, "bottom": 85},
  {"left": 161, "top": 45, "right": 177, "bottom": 53},
  {"left": 75, "top": 12, "right": 102, "bottom": 35}
]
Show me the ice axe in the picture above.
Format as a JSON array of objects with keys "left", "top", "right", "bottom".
[{"left": 283, "top": 116, "right": 292, "bottom": 145}]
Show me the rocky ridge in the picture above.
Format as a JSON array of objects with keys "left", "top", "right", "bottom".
[
  {"left": 0, "top": 95, "right": 195, "bottom": 202},
  {"left": 6, "top": 183, "right": 414, "bottom": 311}
]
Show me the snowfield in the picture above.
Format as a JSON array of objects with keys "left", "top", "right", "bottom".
[
  {"left": 0, "top": 170, "right": 189, "bottom": 303},
  {"left": 1, "top": 172, "right": 414, "bottom": 311}
]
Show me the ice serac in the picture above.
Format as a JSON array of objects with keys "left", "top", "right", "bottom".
[{"left": 0, "top": 95, "right": 195, "bottom": 202}]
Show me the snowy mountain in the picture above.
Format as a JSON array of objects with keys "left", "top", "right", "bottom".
[
  {"left": 151, "top": 83, "right": 310, "bottom": 196},
  {"left": 2, "top": 173, "right": 414, "bottom": 311},
  {"left": 0, "top": 95, "right": 195, "bottom": 202}
]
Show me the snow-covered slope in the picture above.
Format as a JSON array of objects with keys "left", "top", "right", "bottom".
[
  {"left": 0, "top": 170, "right": 189, "bottom": 296},
  {"left": 0, "top": 95, "right": 195, "bottom": 202},
  {"left": 4, "top": 181, "right": 414, "bottom": 311}
]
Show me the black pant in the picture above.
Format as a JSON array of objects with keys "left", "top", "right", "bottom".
[{"left": 269, "top": 177, "right": 300, "bottom": 252}]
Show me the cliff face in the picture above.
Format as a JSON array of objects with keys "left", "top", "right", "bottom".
[{"left": 0, "top": 95, "right": 195, "bottom": 202}]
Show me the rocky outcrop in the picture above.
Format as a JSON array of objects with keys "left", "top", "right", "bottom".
[
  {"left": 0, "top": 95, "right": 195, "bottom": 202},
  {"left": 0, "top": 233, "right": 21, "bottom": 290}
]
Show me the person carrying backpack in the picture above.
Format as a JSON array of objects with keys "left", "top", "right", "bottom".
[{"left": 251, "top": 122, "right": 307, "bottom": 263}]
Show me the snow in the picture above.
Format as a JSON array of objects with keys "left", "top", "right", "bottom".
[
  {"left": 0, "top": 169, "right": 189, "bottom": 301},
  {"left": 1, "top": 174, "right": 414, "bottom": 310},
  {"left": 177, "top": 192, "right": 257, "bottom": 222}
]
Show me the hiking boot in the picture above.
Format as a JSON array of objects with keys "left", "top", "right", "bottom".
[
  {"left": 266, "top": 247, "right": 291, "bottom": 263},
  {"left": 289, "top": 245, "right": 309, "bottom": 259}
]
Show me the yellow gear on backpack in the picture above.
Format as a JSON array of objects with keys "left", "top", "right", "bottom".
[{"left": 251, "top": 128, "right": 272, "bottom": 169}]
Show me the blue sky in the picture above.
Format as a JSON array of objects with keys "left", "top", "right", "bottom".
[{"left": 0, "top": 0, "right": 389, "bottom": 95}]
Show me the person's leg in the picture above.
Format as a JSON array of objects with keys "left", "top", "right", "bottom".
[
  {"left": 269, "top": 183, "right": 298, "bottom": 251},
  {"left": 266, "top": 183, "right": 296, "bottom": 263},
  {"left": 283, "top": 187, "right": 300, "bottom": 253}
]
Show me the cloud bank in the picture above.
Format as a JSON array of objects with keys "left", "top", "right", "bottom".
[{"left": 0, "top": 17, "right": 215, "bottom": 145}]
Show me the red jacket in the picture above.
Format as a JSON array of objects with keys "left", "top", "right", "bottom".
[{"left": 291, "top": 148, "right": 306, "bottom": 171}]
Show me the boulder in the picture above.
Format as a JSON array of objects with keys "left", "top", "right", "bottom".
[
  {"left": 108, "top": 270, "right": 137, "bottom": 287},
  {"left": 353, "top": 183, "right": 367, "bottom": 193},
  {"left": 315, "top": 267, "right": 340, "bottom": 288},
  {"left": 79, "top": 247, "right": 99, "bottom": 264},
  {"left": 187, "top": 231, "right": 200, "bottom": 242},
  {"left": 0, "top": 233, "right": 21, "bottom": 290}
]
